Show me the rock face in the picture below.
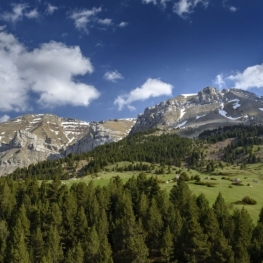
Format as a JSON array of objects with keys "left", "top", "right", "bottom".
[
  {"left": 0, "top": 115, "right": 136, "bottom": 176},
  {"left": 131, "top": 87, "right": 263, "bottom": 137},
  {"left": 66, "top": 119, "right": 136, "bottom": 154}
]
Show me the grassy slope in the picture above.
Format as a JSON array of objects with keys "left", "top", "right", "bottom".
[{"left": 61, "top": 161, "right": 263, "bottom": 223}]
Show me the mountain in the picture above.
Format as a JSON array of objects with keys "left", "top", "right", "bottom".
[
  {"left": 1, "top": 86, "right": 263, "bottom": 176},
  {"left": 131, "top": 87, "right": 263, "bottom": 137},
  {"left": 0, "top": 114, "right": 135, "bottom": 176}
]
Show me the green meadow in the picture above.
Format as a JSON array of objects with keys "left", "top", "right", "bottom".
[{"left": 59, "top": 161, "right": 263, "bottom": 223}]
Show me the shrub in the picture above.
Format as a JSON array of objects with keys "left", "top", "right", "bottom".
[
  {"left": 194, "top": 175, "right": 201, "bottom": 182},
  {"left": 242, "top": 196, "right": 257, "bottom": 205},
  {"left": 180, "top": 172, "right": 190, "bottom": 181}
]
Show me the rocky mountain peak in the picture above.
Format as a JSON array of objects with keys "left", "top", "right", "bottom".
[
  {"left": 131, "top": 87, "right": 263, "bottom": 137},
  {"left": 196, "top": 86, "right": 223, "bottom": 104},
  {"left": 0, "top": 115, "right": 136, "bottom": 176}
]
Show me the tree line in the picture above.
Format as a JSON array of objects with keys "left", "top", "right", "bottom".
[{"left": 1, "top": 175, "right": 263, "bottom": 262}]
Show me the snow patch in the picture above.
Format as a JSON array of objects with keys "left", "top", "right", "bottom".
[
  {"left": 175, "top": 121, "right": 187, "bottom": 129},
  {"left": 229, "top": 99, "right": 241, "bottom": 109},
  {"left": 181, "top": 93, "right": 197, "bottom": 98},
  {"left": 219, "top": 109, "right": 241, "bottom": 120},
  {"left": 259, "top": 108, "right": 263, "bottom": 111},
  {"left": 196, "top": 114, "right": 206, "bottom": 120},
  {"left": 62, "top": 121, "right": 89, "bottom": 126},
  {"left": 179, "top": 108, "right": 186, "bottom": 119},
  {"left": 119, "top": 118, "right": 137, "bottom": 122},
  {"left": 14, "top": 119, "right": 22, "bottom": 123}
]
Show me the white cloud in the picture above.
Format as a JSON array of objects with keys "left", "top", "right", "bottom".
[
  {"left": 25, "top": 9, "right": 39, "bottom": 19},
  {"left": 229, "top": 6, "right": 237, "bottom": 12},
  {"left": 213, "top": 74, "right": 226, "bottom": 90},
  {"left": 142, "top": 0, "right": 170, "bottom": 8},
  {"left": 0, "top": 25, "right": 6, "bottom": 31},
  {"left": 0, "top": 3, "right": 38, "bottom": 23},
  {"left": 173, "top": 0, "right": 208, "bottom": 18},
  {"left": 0, "top": 31, "right": 100, "bottom": 111},
  {"left": 128, "top": 105, "right": 136, "bottom": 111},
  {"left": 69, "top": 7, "right": 102, "bottom": 33},
  {"left": 114, "top": 78, "right": 173, "bottom": 110},
  {"left": 98, "top": 18, "right": 112, "bottom": 26},
  {"left": 104, "top": 70, "right": 123, "bottom": 82},
  {"left": 142, "top": 0, "right": 157, "bottom": 4},
  {"left": 46, "top": 4, "right": 58, "bottom": 15},
  {"left": 119, "top": 22, "right": 128, "bottom": 28},
  {"left": 227, "top": 63, "right": 263, "bottom": 90},
  {"left": 0, "top": 115, "right": 10, "bottom": 123}
]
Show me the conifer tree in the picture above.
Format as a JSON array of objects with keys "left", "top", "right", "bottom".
[
  {"left": 179, "top": 218, "right": 210, "bottom": 263},
  {"left": 112, "top": 192, "right": 148, "bottom": 263},
  {"left": 145, "top": 198, "right": 163, "bottom": 258},
  {"left": 46, "top": 225, "right": 63, "bottom": 263},
  {"left": 231, "top": 208, "right": 253, "bottom": 263},
  {"left": 0, "top": 181, "right": 15, "bottom": 220},
  {"left": 6, "top": 219, "right": 30, "bottom": 263},
  {"left": 95, "top": 236, "right": 114, "bottom": 263},
  {"left": 0, "top": 220, "right": 9, "bottom": 263},
  {"left": 74, "top": 205, "right": 88, "bottom": 243},
  {"left": 65, "top": 242, "right": 84, "bottom": 263},
  {"left": 30, "top": 227, "right": 44, "bottom": 263},
  {"left": 213, "top": 192, "right": 232, "bottom": 239},
  {"left": 85, "top": 226, "right": 100, "bottom": 262},
  {"left": 160, "top": 226, "right": 173, "bottom": 262}
]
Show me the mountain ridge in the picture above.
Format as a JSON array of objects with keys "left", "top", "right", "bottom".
[{"left": 1, "top": 86, "right": 263, "bottom": 176}]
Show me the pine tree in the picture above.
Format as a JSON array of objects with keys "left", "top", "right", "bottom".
[
  {"left": 180, "top": 218, "right": 210, "bottom": 263},
  {"left": 0, "top": 220, "right": 9, "bottom": 263},
  {"left": 85, "top": 226, "right": 100, "bottom": 262},
  {"left": 65, "top": 242, "right": 84, "bottom": 263},
  {"left": 145, "top": 198, "right": 163, "bottom": 258},
  {"left": 95, "top": 236, "right": 113, "bottom": 263},
  {"left": 112, "top": 192, "right": 148, "bottom": 263},
  {"left": 250, "top": 221, "right": 263, "bottom": 263},
  {"left": 46, "top": 225, "right": 63, "bottom": 263},
  {"left": 30, "top": 227, "right": 44, "bottom": 263},
  {"left": 160, "top": 227, "right": 173, "bottom": 262},
  {"left": 6, "top": 219, "right": 30, "bottom": 263},
  {"left": 231, "top": 208, "right": 253, "bottom": 263},
  {"left": 213, "top": 192, "right": 232, "bottom": 239}
]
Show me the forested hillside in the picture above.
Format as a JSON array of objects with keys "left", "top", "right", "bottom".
[
  {"left": 1, "top": 175, "right": 263, "bottom": 263},
  {"left": 10, "top": 130, "right": 199, "bottom": 180}
]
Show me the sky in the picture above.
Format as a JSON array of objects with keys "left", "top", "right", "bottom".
[{"left": 0, "top": 0, "right": 263, "bottom": 123}]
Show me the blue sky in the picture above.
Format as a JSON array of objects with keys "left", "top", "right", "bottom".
[{"left": 0, "top": 0, "right": 263, "bottom": 123}]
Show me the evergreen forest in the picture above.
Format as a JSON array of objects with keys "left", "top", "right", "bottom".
[{"left": 2, "top": 125, "right": 263, "bottom": 262}]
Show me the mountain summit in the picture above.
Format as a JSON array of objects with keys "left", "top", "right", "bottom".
[{"left": 131, "top": 87, "right": 263, "bottom": 137}]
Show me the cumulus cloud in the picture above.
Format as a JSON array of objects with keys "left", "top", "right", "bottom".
[
  {"left": 69, "top": 7, "right": 113, "bottom": 34},
  {"left": 213, "top": 74, "right": 226, "bottom": 90},
  {"left": 119, "top": 22, "right": 128, "bottom": 28},
  {"left": 229, "top": 6, "right": 237, "bottom": 12},
  {"left": 104, "top": 70, "right": 123, "bottom": 82},
  {"left": 0, "top": 3, "right": 39, "bottom": 23},
  {"left": 0, "top": 31, "right": 100, "bottom": 111},
  {"left": 227, "top": 63, "right": 263, "bottom": 90},
  {"left": 173, "top": 0, "right": 208, "bottom": 18},
  {"left": 98, "top": 18, "right": 112, "bottom": 26},
  {"left": 142, "top": 0, "right": 157, "bottom": 4},
  {"left": 142, "top": 0, "right": 170, "bottom": 8},
  {"left": 25, "top": 9, "right": 39, "bottom": 19},
  {"left": 46, "top": 4, "right": 58, "bottom": 15},
  {"left": 0, "top": 115, "right": 10, "bottom": 123},
  {"left": 114, "top": 78, "right": 173, "bottom": 110}
]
